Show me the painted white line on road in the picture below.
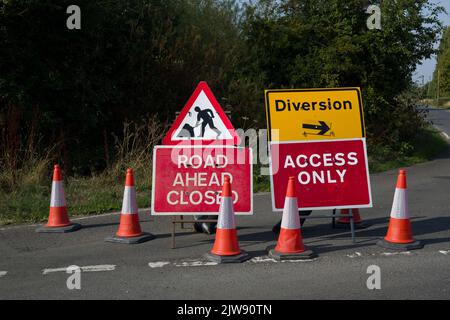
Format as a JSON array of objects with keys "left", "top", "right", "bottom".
[
  {"left": 148, "top": 261, "right": 171, "bottom": 268},
  {"left": 0, "top": 213, "right": 122, "bottom": 231},
  {"left": 282, "top": 258, "right": 317, "bottom": 263},
  {"left": 43, "top": 264, "right": 116, "bottom": 275},
  {"left": 80, "top": 265, "right": 116, "bottom": 272},
  {"left": 68, "top": 209, "right": 152, "bottom": 222},
  {"left": 347, "top": 252, "right": 362, "bottom": 258},
  {"left": 174, "top": 260, "right": 218, "bottom": 267},
  {"left": 0, "top": 223, "right": 40, "bottom": 231},
  {"left": 0, "top": 271, "right": 7, "bottom": 278},
  {"left": 250, "top": 256, "right": 317, "bottom": 263},
  {"left": 380, "top": 251, "right": 412, "bottom": 256},
  {"left": 42, "top": 267, "right": 67, "bottom": 274},
  {"left": 439, "top": 250, "right": 450, "bottom": 255},
  {"left": 250, "top": 256, "right": 277, "bottom": 263},
  {"left": 0, "top": 209, "right": 152, "bottom": 231},
  {"left": 71, "top": 212, "right": 120, "bottom": 221}
]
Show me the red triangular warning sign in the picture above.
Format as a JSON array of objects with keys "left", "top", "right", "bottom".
[{"left": 162, "top": 82, "right": 240, "bottom": 145}]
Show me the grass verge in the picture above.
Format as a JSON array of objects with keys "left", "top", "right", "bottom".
[
  {"left": 368, "top": 126, "right": 449, "bottom": 173},
  {"left": 0, "top": 115, "right": 163, "bottom": 226},
  {"left": 0, "top": 167, "right": 152, "bottom": 226}
]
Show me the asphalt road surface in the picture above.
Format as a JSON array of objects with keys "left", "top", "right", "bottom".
[{"left": 0, "top": 108, "right": 449, "bottom": 300}]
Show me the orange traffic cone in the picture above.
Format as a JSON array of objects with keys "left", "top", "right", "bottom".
[
  {"left": 105, "top": 169, "right": 154, "bottom": 244},
  {"left": 336, "top": 208, "right": 369, "bottom": 229},
  {"left": 204, "top": 176, "right": 250, "bottom": 263},
  {"left": 267, "top": 177, "right": 316, "bottom": 260},
  {"left": 377, "top": 169, "right": 422, "bottom": 251},
  {"left": 36, "top": 165, "right": 81, "bottom": 233}
]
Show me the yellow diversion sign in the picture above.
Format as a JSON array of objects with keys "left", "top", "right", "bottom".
[{"left": 265, "top": 88, "right": 365, "bottom": 141}]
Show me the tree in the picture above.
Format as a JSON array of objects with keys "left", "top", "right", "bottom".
[
  {"left": 429, "top": 26, "right": 450, "bottom": 101},
  {"left": 0, "top": 0, "right": 245, "bottom": 173},
  {"left": 241, "top": 0, "right": 444, "bottom": 146}
]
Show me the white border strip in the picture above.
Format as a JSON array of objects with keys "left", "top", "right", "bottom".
[
  {"left": 269, "top": 138, "right": 373, "bottom": 211},
  {"left": 151, "top": 145, "right": 253, "bottom": 215}
]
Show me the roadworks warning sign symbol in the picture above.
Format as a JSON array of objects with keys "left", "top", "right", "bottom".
[
  {"left": 265, "top": 88, "right": 365, "bottom": 142},
  {"left": 163, "top": 82, "right": 240, "bottom": 145}
]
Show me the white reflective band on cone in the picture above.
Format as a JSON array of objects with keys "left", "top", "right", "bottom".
[
  {"left": 281, "top": 197, "right": 300, "bottom": 229},
  {"left": 390, "top": 188, "right": 409, "bottom": 219},
  {"left": 50, "top": 181, "right": 66, "bottom": 207},
  {"left": 217, "top": 197, "right": 236, "bottom": 229},
  {"left": 121, "top": 186, "right": 138, "bottom": 215}
]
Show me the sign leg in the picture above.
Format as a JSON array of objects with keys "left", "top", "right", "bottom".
[
  {"left": 349, "top": 212, "right": 355, "bottom": 243},
  {"left": 171, "top": 217, "right": 176, "bottom": 249},
  {"left": 332, "top": 209, "right": 336, "bottom": 229}
]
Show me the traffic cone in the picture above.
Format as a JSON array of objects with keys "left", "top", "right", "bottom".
[
  {"left": 335, "top": 208, "right": 369, "bottom": 229},
  {"left": 204, "top": 176, "right": 250, "bottom": 263},
  {"left": 36, "top": 165, "right": 81, "bottom": 233},
  {"left": 377, "top": 169, "right": 423, "bottom": 251},
  {"left": 105, "top": 169, "right": 155, "bottom": 244},
  {"left": 267, "top": 177, "right": 316, "bottom": 260}
]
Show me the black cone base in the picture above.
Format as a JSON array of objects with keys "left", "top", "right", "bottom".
[
  {"left": 36, "top": 223, "right": 82, "bottom": 233},
  {"left": 105, "top": 232, "right": 155, "bottom": 244},
  {"left": 377, "top": 238, "right": 423, "bottom": 251},
  {"left": 204, "top": 250, "right": 250, "bottom": 263},
  {"left": 267, "top": 245, "right": 317, "bottom": 261}
]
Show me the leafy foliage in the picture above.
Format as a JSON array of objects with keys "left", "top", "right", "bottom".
[
  {"left": 0, "top": 0, "right": 247, "bottom": 173},
  {"left": 428, "top": 25, "right": 450, "bottom": 101},
  {"left": 240, "top": 0, "right": 444, "bottom": 146}
]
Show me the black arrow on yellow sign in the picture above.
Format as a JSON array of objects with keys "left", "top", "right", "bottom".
[{"left": 302, "top": 121, "right": 331, "bottom": 135}]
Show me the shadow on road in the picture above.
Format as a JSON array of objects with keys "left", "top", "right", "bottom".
[
  {"left": 316, "top": 216, "right": 450, "bottom": 240},
  {"left": 434, "top": 144, "right": 450, "bottom": 160},
  {"left": 310, "top": 242, "right": 372, "bottom": 254},
  {"left": 141, "top": 216, "right": 450, "bottom": 251},
  {"left": 80, "top": 222, "right": 119, "bottom": 229},
  {"left": 241, "top": 216, "right": 450, "bottom": 252}
]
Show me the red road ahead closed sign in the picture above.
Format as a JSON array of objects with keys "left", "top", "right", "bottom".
[
  {"left": 151, "top": 146, "right": 252, "bottom": 215},
  {"left": 270, "top": 139, "right": 372, "bottom": 211}
]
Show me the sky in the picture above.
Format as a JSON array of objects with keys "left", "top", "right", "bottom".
[{"left": 413, "top": 0, "right": 450, "bottom": 85}]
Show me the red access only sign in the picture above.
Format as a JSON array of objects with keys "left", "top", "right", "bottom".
[
  {"left": 151, "top": 146, "right": 252, "bottom": 215},
  {"left": 270, "top": 139, "right": 372, "bottom": 211}
]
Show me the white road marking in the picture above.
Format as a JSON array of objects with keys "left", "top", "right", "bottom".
[
  {"left": 282, "top": 258, "right": 317, "bottom": 263},
  {"left": 250, "top": 256, "right": 277, "bottom": 263},
  {"left": 441, "top": 132, "right": 450, "bottom": 140},
  {"left": 43, "top": 264, "right": 116, "bottom": 275},
  {"left": 347, "top": 252, "right": 362, "bottom": 258},
  {"left": 174, "top": 260, "right": 218, "bottom": 267},
  {"left": 380, "top": 251, "right": 412, "bottom": 256},
  {"left": 250, "top": 256, "right": 317, "bottom": 263},
  {"left": 42, "top": 267, "right": 67, "bottom": 274},
  {"left": 0, "top": 209, "right": 152, "bottom": 231},
  {"left": 80, "top": 265, "right": 116, "bottom": 272},
  {"left": 0, "top": 271, "right": 7, "bottom": 278},
  {"left": 439, "top": 250, "right": 450, "bottom": 255},
  {"left": 148, "top": 261, "right": 171, "bottom": 268}
]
